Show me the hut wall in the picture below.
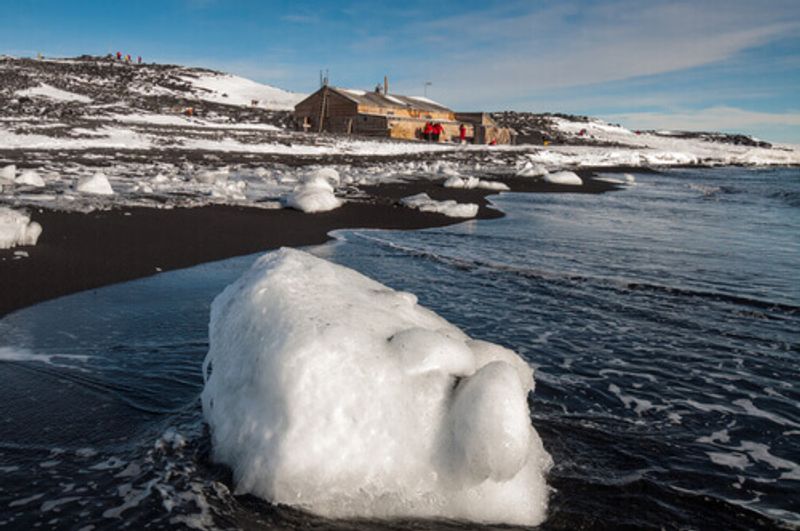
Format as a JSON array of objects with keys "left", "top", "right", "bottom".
[{"left": 353, "top": 114, "right": 390, "bottom": 136}]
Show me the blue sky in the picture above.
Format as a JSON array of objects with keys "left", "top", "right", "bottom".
[{"left": 2, "top": 0, "right": 799, "bottom": 142}]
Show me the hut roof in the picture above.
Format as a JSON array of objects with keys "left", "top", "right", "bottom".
[{"left": 330, "top": 87, "right": 452, "bottom": 113}]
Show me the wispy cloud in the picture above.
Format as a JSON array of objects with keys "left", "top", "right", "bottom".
[{"left": 392, "top": 0, "right": 800, "bottom": 106}]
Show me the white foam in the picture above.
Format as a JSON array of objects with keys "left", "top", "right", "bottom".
[
  {"left": 201, "top": 249, "right": 552, "bottom": 525},
  {"left": 0, "top": 208, "right": 42, "bottom": 249},
  {"left": 76, "top": 173, "right": 114, "bottom": 195},
  {"left": 401, "top": 193, "right": 479, "bottom": 218}
]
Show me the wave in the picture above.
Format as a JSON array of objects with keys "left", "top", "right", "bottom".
[{"left": 349, "top": 232, "right": 800, "bottom": 316}]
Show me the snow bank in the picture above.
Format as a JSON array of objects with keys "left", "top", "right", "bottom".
[
  {"left": 0, "top": 207, "right": 42, "bottom": 249},
  {"left": 443, "top": 176, "right": 509, "bottom": 191},
  {"left": 543, "top": 171, "right": 583, "bottom": 186},
  {"left": 202, "top": 249, "right": 551, "bottom": 525},
  {"left": 401, "top": 193, "right": 479, "bottom": 218},
  {"left": 284, "top": 169, "right": 342, "bottom": 213},
  {"left": 76, "top": 173, "right": 114, "bottom": 195},
  {"left": 15, "top": 169, "right": 45, "bottom": 187}
]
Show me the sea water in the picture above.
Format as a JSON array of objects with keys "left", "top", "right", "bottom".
[{"left": 0, "top": 167, "right": 798, "bottom": 529}]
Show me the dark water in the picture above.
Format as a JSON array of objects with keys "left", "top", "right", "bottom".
[{"left": 1, "top": 167, "right": 798, "bottom": 530}]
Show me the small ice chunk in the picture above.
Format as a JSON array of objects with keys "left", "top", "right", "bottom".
[
  {"left": 515, "top": 161, "right": 548, "bottom": 177},
  {"left": 76, "top": 173, "right": 115, "bottom": 195},
  {"left": 304, "top": 167, "right": 340, "bottom": 186},
  {"left": 15, "top": 169, "right": 45, "bottom": 187},
  {"left": 284, "top": 176, "right": 342, "bottom": 213},
  {"left": 543, "top": 171, "right": 583, "bottom": 186},
  {"left": 201, "top": 249, "right": 551, "bottom": 525},
  {"left": 401, "top": 193, "right": 479, "bottom": 218},
  {"left": 0, "top": 207, "right": 42, "bottom": 249},
  {"left": 0, "top": 164, "right": 16, "bottom": 184},
  {"left": 443, "top": 176, "right": 509, "bottom": 191}
]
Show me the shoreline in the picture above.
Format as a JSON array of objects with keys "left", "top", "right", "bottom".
[{"left": 0, "top": 174, "right": 619, "bottom": 317}]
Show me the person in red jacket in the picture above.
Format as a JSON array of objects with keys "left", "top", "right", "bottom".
[
  {"left": 459, "top": 123, "right": 466, "bottom": 143},
  {"left": 432, "top": 122, "right": 443, "bottom": 142},
  {"left": 423, "top": 122, "right": 433, "bottom": 142},
  {"left": 116, "top": 51, "right": 122, "bottom": 61}
]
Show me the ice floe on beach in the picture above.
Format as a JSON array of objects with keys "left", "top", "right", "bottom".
[
  {"left": 401, "top": 193, "right": 479, "bottom": 218},
  {"left": 0, "top": 207, "right": 42, "bottom": 249},
  {"left": 443, "top": 176, "right": 509, "bottom": 190},
  {"left": 284, "top": 168, "right": 343, "bottom": 213},
  {"left": 202, "top": 249, "right": 552, "bottom": 525},
  {"left": 76, "top": 172, "right": 114, "bottom": 195},
  {"left": 543, "top": 171, "right": 583, "bottom": 186}
]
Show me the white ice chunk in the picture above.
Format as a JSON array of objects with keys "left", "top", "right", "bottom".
[
  {"left": 76, "top": 173, "right": 114, "bottom": 195},
  {"left": 15, "top": 169, "right": 45, "bottom": 187},
  {"left": 401, "top": 193, "right": 479, "bottom": 218},
  {"left": 201, "top": 249, "right": 551, "bottom": 525},
  {"left": 0, "top": 164, "right": 16, "bottom": 184},
  {"left": 284, "top": 175, "right": 342, "bottom": 213},
  {"left": 515, "top": 161, "right": 548, "bottom": 177},
  {"left": 0, "top": 208, "right": 42, "bottom": 249},
  {"left": 543, "top": 171, "right": 583, "bottom": 186},
  {"left": 443, "top": 176, "right": 509, "bottom": 191}
]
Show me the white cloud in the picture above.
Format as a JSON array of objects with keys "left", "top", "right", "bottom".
[{"left": 388, "top": 0, "right": 800, "bottom": 106}]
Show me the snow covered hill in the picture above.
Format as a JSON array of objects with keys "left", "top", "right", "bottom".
[{"left": 0, "top": 55, "right": 303, "bottom": 127}]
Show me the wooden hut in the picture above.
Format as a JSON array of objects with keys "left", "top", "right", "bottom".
[
  {"left": 294, "top": 83, "right": 515, "bottom": 144},
  {"left": 294, "top": 85, "right": 467, "bottom": 141}
]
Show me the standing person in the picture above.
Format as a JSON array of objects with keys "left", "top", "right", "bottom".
[
  {"left": 459, "top": 123, "right": 466, "bottom": 143},
  {"left": 125, "top": 54, "right": 131, "bottom": 63},
  {"left": 423, "top": 121, "right": 433, "bottom": 142},
  {"left": 432, "top": 122, "right": 442, "bottom": 142},
  {"left": 137, "top": 56, "right": 142, "bottom": 65},
  {"left": 116, "top": 51, "right": 122, "bottom": 61}
]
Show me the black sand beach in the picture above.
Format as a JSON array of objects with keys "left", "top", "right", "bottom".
[{"left": 0, "top": 175, "right": 619, "bottom": 317}]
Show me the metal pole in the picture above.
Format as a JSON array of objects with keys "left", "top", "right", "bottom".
[{"left": 424, "top": 81, "right": 432, "bottom": 97}]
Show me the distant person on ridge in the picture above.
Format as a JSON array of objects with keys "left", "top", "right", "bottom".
[
  {"left": 116, "top": 51, "right": 122, "bottom": 61},
  {"left": 137, "top": 56, "right": 142, "bottom": 65},
  {"left": 459, "top": 124, "right": 466, "bottom": 143}
]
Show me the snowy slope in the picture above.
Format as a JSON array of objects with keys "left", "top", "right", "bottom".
[{"left": 178, "top": 72, "right": 303, "bottom": 110}]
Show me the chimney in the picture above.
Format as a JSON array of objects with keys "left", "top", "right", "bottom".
[{"left": 384, "top": 76, "right": 389, "bottom": 95}]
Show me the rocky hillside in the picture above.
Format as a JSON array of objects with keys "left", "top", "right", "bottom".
[
  {"left": 0, "top": 55, "right": 302, "bottom": 128},
  {"left": 492, "top": 111, "right": 771, "bottom": 148}
]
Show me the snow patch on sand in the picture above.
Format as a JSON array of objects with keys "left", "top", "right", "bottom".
[
  {"left": 0, "top": 208, "right": 42, "bottom": 249},
  {"left": 401, "top": 193, "right": 479, "bottom": 218},
  {"left": 201, "top": 249, "right": 552, "bottom": 525}
]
